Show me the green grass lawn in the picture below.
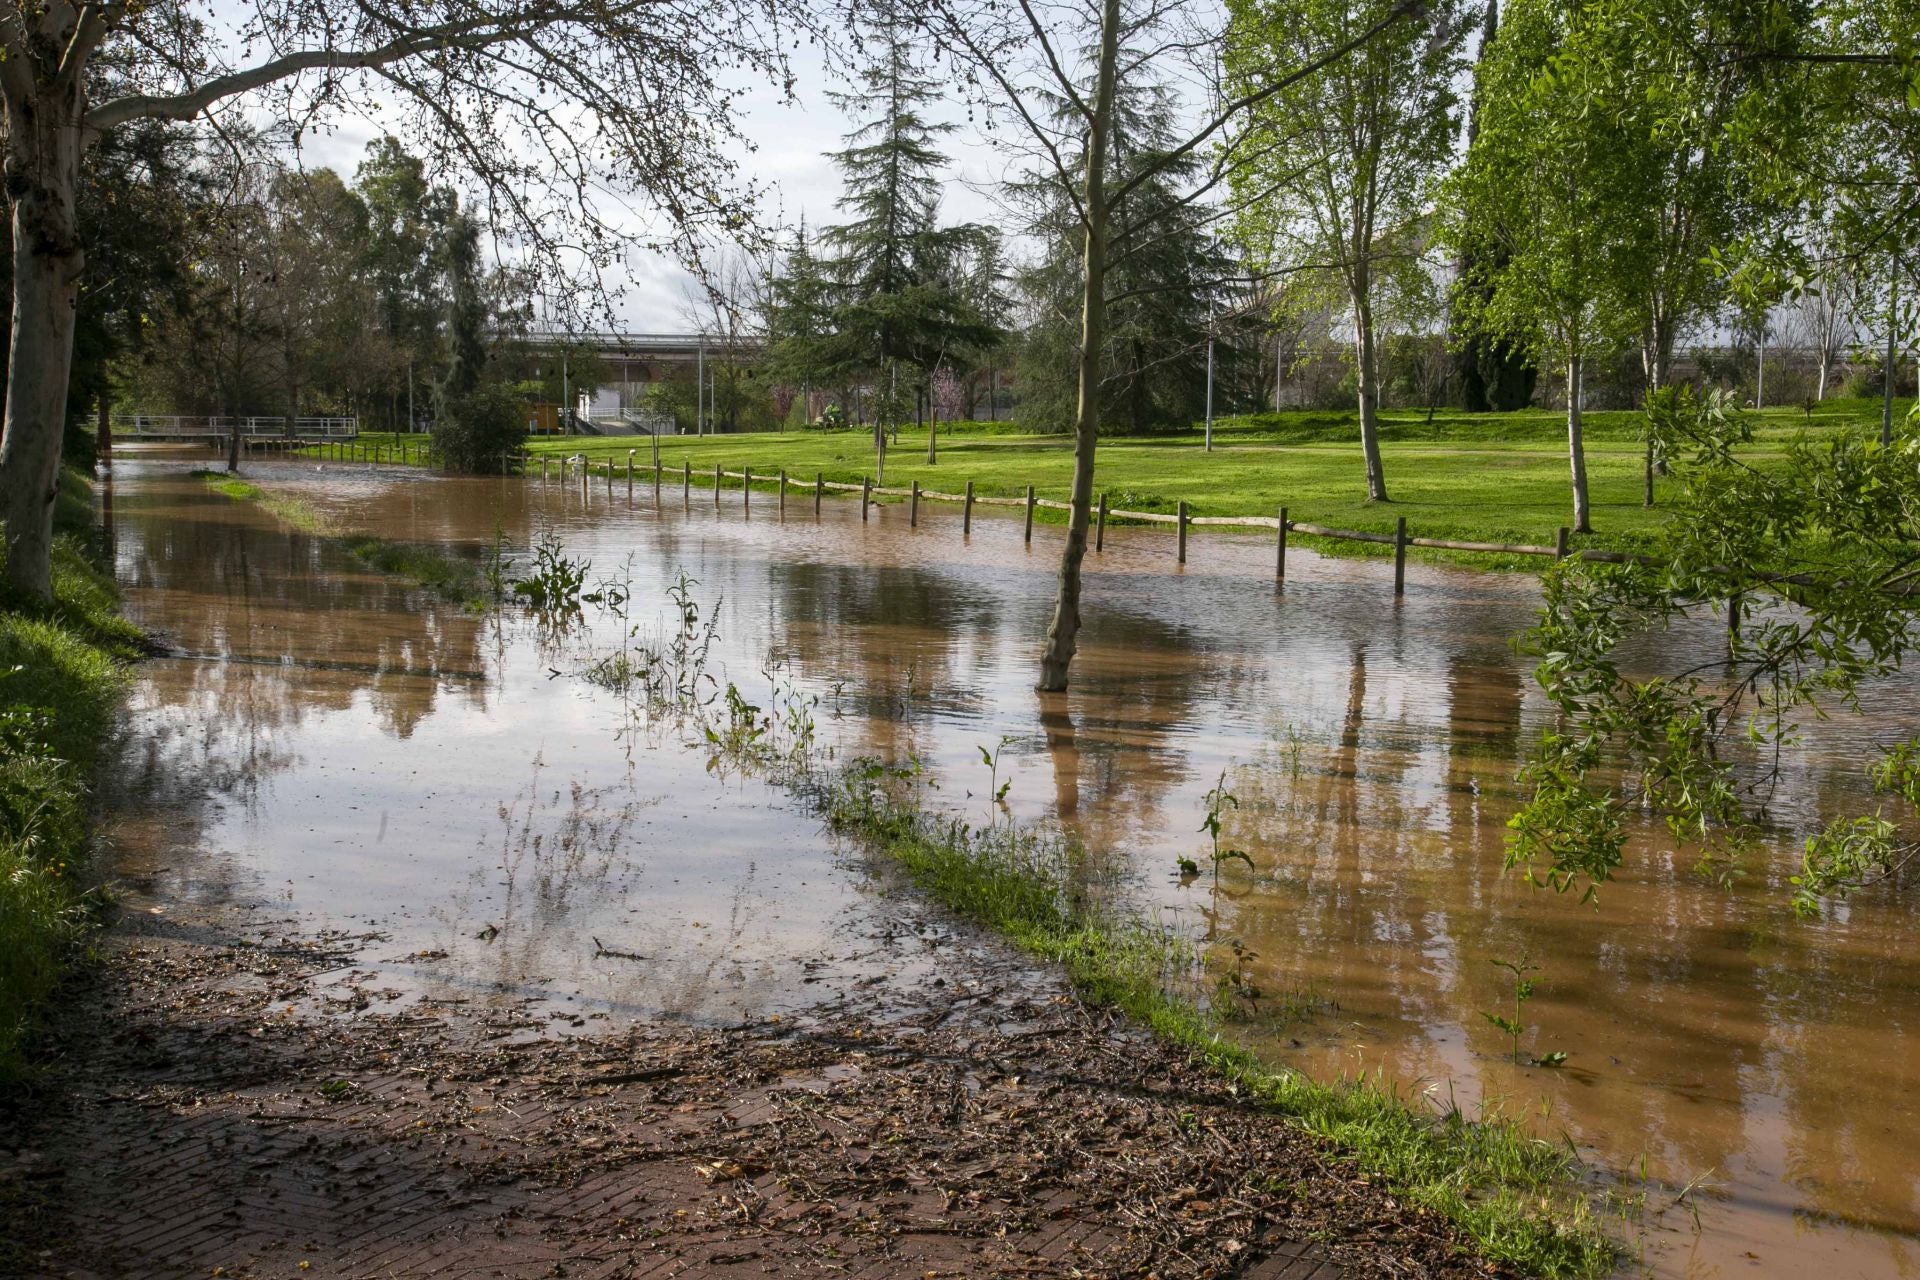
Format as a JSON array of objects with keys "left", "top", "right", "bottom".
[{"left": 343, "top": 398, "right": 1891, "bottom": 557}]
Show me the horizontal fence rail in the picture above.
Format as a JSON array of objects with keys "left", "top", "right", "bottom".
[{"left": 114, "top": 415, "right": 359, "bottom": 439}]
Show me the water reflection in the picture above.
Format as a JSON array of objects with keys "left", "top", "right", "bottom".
[{"left": 96, "top": 455, "right": 1920, "bottom": 1278}]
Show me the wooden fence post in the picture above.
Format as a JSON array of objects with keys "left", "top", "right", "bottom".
[
  {"left": 713, "top": 462, "right": 721, "bottom": 506},
  {"left": 815, "top": 471, "right": 823, "bottom": 515},
  {"left": 744, "top": 466, "right": 752, "bottom": 514},
  {"left": 1024, "top": 485, "right": 1035, "bottom": 544},
  {"left": 963, "top": 480, "right": 974, "bottom": 534},
  {"left": 683, "top": 459, "right": 691, "bottom": 506},
  {"left": 1177, "top": 500, "right": 1188, "bottom": 564},
  {"left": 627, "top": 450, "right": 635, "bottom": 496},
  {"left": 541, "top": 456, "right": 549, "bottom": 482},
  {"left": 1555, "top": 526, "right": 1570, "bottom": 559},
  {"left": 910, "top": 480, "right": 920, "bottom": 527},
  {"left": 1394, "top": 516, "right": 1408, "bottom": 595},
  {"left": 1277, "top": 506, "right": 1288, "bottom": 579},
  {"left": 653, "top": 458, "right": 662, "bottom": 497},
  {"left": 778, "top": 468, "right": 787, "bottom": 516},
  {"left": 606, "top": 458, "right": 614, "bottom": 494},
  {"left": 862, "top": 475, "right": 871, "bottom": 521},
  {"left": 1096, "top": 491, "right": 1108, "bottom": 552}
]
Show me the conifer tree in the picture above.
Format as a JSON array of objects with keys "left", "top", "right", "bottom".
[{"left": 1015, "top": 68, "right": 1230, "bottom": 435}]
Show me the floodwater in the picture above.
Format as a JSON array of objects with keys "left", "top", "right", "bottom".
[{"left": 97, "top": 452, "right": 1918, "bottom": 1278}]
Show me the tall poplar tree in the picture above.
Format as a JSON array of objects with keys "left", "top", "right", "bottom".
[
  {"left": 1446, "top": 0, "right": 1650, "bottom": 534},
  {"left": 1227, "top": 0, "right": 1467, "bottom": 500}
]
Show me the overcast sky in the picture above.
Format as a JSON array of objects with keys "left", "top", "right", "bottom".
[{"left": 292, "top": 38, "right": 1016, "bottom": 334}]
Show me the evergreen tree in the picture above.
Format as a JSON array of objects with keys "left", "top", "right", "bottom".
[
  {"left": 1015, "top": 68, "right": 1230, "bottom": 435},
  {"left": 766, "top": 22, "right": 1002, "bottom": 429}
]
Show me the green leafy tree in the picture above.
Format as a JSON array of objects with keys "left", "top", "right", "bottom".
[
  {"left": 1501, "top": 2, "right": 1920, "bottom": 914},
  {"left": 1227, "top": 0, "right": 1468, "bottom": 499},
  {"left": 431, "top": 209, "right": 523, "bottom": 473},
  {"left": 355, "top": 138, "right": 457, "bottom": 428},
  {"left": 1446, "top": 0, "right": 1654, "bottom": 534}
]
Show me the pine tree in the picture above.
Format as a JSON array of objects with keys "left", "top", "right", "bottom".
[
  {"left": 1015, "top": 68, "right": 1230, "bottom": 435},
  {"left": 765, "top": 21, "right": 1001, "bottom": 427}
]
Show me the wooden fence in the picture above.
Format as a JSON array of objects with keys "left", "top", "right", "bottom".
[{"left": 535, "top": 451, "right": 1630, "bottom": 595}]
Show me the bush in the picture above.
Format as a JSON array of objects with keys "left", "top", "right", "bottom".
[{"left": 432, "top": 384, "right": 528, "bottom": 474}]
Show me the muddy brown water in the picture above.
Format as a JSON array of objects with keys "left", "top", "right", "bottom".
[{"left": 96, "top": 452, "right": 1918, "bottom": 1278}]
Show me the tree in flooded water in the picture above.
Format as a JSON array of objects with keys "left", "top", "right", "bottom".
[
  {"left": 920, "top": 0, "right": 1427, "bottom": 690},
  {"left": 1502, "top": 0, "right": 1920, "bottom": 914},
  {"left": 0, "top": 0, "right": 803, "bottom": 601}
]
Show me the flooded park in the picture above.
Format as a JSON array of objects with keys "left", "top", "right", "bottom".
[{"left": 78, "top": 451, "right": 1920, "bottom": 1279}]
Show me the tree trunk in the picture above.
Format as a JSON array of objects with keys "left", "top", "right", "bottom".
[
  {"left": 1568, "top": 353, "right": 1591, "bottom": 534},
  {"left": 0, "top": 98, "right": 86, "bottom": 602},
  {"left": 1353, "top": 289, "right": 1389, "bottom": 502},
  {"left": 1035, "top": 0, "right": 1120, "bottom": 694},
  {"left": 1883, "top": 265, "right": 1898, "bottom": 448}
]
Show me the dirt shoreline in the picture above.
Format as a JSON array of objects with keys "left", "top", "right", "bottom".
[{"left": 1, "top": 896, "right": 1507, "bottom": 1280}]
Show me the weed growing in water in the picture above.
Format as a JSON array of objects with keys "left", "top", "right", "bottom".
[
  {"left": 510, "top": 531, "right": 589, "bottom": 608},
  {"left": 1197, "top": 768, "right": 1256, "bottom": 885},
  {"left": 1483, "top": 955, "right": 1568, "bottom": 1067},
  {"left": 977, "top": 736, "right": 1015, "bottom": 826},
  {"left": 483, "top": 522, "right": 511, "bottom": 601}
]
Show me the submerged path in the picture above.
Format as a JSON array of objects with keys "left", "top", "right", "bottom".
[{"left": 5, "top": 904, "right": 1493, "bottom": 1280}]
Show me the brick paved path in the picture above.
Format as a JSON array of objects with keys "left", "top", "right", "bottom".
[{"left": 2, "top": 915, "right": 1496, "bottom": 1280}]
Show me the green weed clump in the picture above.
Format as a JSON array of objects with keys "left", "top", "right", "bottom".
[
  {"left": 0, "top": 478, "right": 132, "bottom": 1084},
  {"left": 815, "top": 770, "right": 1617, "bottom": 1280}
]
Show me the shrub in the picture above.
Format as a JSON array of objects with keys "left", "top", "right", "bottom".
[{"left": 432, "top": 384, "right": 528, "bottom": 474}]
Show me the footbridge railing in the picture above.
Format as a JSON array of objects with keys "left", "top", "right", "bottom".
[{"left": 112, "top": 415, "right": 359, "bottom": 440}]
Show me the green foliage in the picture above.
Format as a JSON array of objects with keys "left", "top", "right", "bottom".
[
  {"left": 509, "top": 532, "right": 590, "bottom": 609},
  {"left": 432, "top": 383, "right": 526, "bottom": 474},
  {"left": 1507, "top": 419, "right": 1920, "bottom": 910},
  {"left": 1014, "top": 67, "right": 1230, "bottom": 435},
  {"left": 1198, "top": 769, "right": 1256, "bottom": 884},
  {"left": 0, "top": 479, "right": 128, "bottom": 1082},
  {"left": 1481, "top": 955, "right": 1564, "bottom": 1067}
]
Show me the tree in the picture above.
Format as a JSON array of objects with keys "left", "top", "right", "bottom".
[
  {"left": 772, "top": 21, "right": 1003, "bottom": 442},
  {"left": 256, "top": 169, "right": 374, "bottom": 436},
  {"left": 1446, "top": 0, "right": 1652, "bottom": 534},
  {"left": 1501, "top": 1, "right": 1920, "bottom": 915},
  {"left": 1013, "top": 68, "right": 1231, "bottom": 436},
  {"left": 0, "top": 0, "right": 797, "bottom": 600},
  {"left": 924, "top": 0, "right": 1422, "bottom": 689},
  {"left": 357, "top": 138, "right": 456, "bottom": 427},
  {"left": 1227, "top": 0, "right": 1468, "bottom": 501}
]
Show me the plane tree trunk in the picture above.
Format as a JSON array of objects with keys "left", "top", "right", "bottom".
[{"left": 0, "top": 66, "right": 88, "bottom": 601}]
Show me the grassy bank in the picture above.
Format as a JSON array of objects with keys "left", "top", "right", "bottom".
[
  {"left": 198, "top": 472, "right": 494, "bottom": 609},
  {"left": 515, "top": 400, "right": 1883, "bottom": 559},
  {"left": 810, "top": 765, "right": 1616, "bottom": 1277},
  {"left": 572, "top": 564, "right": 1619, "bottom": 1273},
  {"left": 0, "top": 470, "right": 140, "bottom": 1083}
]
